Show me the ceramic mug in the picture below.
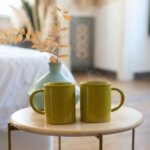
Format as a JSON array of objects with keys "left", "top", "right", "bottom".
[
  {"left": 30, "top": 82, "right": 76, "bottom": 125},
  {"left": 80, "top": 81, "right": 125, "bottom": 123}
]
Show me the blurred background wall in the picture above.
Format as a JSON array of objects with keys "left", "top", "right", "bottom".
[
  {"left": 0, "top": 0, "right": 150, "bottom": 81},
  {"left": 68, "top": 0, "right": 150, "bottom": 81}
]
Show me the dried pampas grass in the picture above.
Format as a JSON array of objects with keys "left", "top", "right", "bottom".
[{"left": 9, "top": 5, "right": 32, "bottom": 29}]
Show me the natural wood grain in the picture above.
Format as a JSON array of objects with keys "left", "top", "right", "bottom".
[{"left": 10, "top": 106, "right": 143, "bottom": 136}]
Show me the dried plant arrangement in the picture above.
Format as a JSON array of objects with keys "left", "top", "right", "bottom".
[
  {"left": 30, "top": 5, "right": 71, "bottom": 63},
  {"left": 0, "top": 27, "right": 31, "bottom": 45},
  {"left": 10, "top": 0, "right": 58, "bottom": 40},
  {"left": 0, "top": 5, "right": 71, "bottom": 64}
]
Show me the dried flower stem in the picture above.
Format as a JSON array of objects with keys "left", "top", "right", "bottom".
[
  {"left": 57, "top": 15, "right": 63, "bottom": 63},
  {"left": 0, "top": 6, "right": 71, "bottom": 64}
]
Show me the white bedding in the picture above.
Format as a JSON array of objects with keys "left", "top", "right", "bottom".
[{"left": 0, "top": 45, "right": 76, "bottom": 131}]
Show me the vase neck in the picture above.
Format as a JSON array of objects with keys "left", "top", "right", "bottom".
[{"left": 49, "top": 62, "right": 61, "bottom": 73}]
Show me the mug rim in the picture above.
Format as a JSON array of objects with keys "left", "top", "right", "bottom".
[
  {"left": 80, "top": 81, "right": 111, "bottom": 86},
  {"left": 44, "top": 82, "right": 75, "bottom": 87}
]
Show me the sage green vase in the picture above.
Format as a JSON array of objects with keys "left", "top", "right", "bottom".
[{"left": 28, "top": 62, "right": 79, "bottom": 110}]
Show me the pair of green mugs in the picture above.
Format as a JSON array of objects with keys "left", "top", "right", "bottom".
[{"left": 30, "top": 81, "right": 125, "bottom": 124}]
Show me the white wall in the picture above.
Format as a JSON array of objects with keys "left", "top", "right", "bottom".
[
  {"left": 95, "top": 0, "right": 150, "bottom": 80},
  {"left": 95, "top": 0, "right": 123, "bottom": 71},
  {"left": 0, "top": 18, "right": 13, "bottom": 31},
  {"left": 129, "top": 0, "right": 150, "bottom": 73}
]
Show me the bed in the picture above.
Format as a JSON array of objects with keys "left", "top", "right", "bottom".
[{"left": 0, "top": 45, "right": 77, "bottom": 150}]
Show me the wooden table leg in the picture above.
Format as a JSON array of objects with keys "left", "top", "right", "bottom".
[
  {"left": 132, "top": 129, "right": 135, "bottom": 150},
  {"left": 8, "top": 123, "right": 18, "bottom": 150},
  {"left": 99, "top": 134, "right": 103, "bottom": 150},
  {"left": 58, "top": 136, "right": 61, "bottom": 150},
  {"left": 8, "top": 123, "right": 12, "bottom": 150}
]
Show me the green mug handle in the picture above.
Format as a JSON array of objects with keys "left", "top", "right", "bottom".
[
  {"left": 29, "top": 89, "right": 45, "bottom": 114},
  {"left": 111, "top": 88, "right": 125, "bottom": 112}
]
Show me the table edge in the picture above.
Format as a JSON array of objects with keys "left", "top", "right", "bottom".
[{"left": 10, "top": 106, "right": 144, "bottom": 136}]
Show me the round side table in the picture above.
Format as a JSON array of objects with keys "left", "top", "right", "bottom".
[{"left": 9, "top": 106, "right": 143, "bottom": 150}]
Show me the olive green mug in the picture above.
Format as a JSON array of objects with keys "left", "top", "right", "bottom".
[
  {"left": 30, "top": 82, "right": 76, "bottom": 125},
  {"left": 80, "top": 81, "right": 125, "bottom": 123}
]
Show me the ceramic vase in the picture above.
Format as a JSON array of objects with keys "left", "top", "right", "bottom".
[{"left": 28, "top": 62, "right": 79, "bottom": 110}]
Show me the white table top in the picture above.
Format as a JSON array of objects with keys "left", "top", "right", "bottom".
[{"left": 11, "top": 106, "right": 143, "bottom": 136}]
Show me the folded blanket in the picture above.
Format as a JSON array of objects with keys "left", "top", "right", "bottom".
[{"left": 0, "top": 45, "right": 77, "bottom": 131}]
